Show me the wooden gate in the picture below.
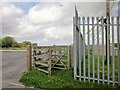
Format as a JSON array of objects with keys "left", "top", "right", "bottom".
[{"left": 27, "top": 45, "right": 71, "bottom": 75}]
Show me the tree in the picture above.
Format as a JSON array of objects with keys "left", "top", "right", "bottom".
[
  {"left": 12, "top": 42, "right": 20, "bottom": 47},
  {"left": 2, "top": 36, "right": 15, "bottom": 48},
  {"left": 22, "top": 41, "right": 31, "bottom": 47},
  {"left": 32, "top": 43, "right": 38, "bottom": 47},
  {"left": 18, "top": 43, "right": 23, "bottom": 48}
]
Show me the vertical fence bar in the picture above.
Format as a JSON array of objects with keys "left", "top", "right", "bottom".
[
  {"left": 48, "top": 47, "right": 51, "bottom": 76},
  {"left": 87, "top": 17, "right": 90, "bottom": 82},
  {"left": 117, "top": 16, "right": 120, "bottom": 86},
  {"left": 73, "top": 17, "right": 77, "bottom": 80},
  {"left": 83, "top": 17, "right": 86, "bottom": 82},
  {"left": 79, "top": 17, "right": 82, "bottom": 81},
  {"left": 74, "top": 7, "right": 79, "bottom": 80},
  {"left": 111, "top": 17, "right": 115, "bottom": 86},
  {"left": 97, "top": 17, "right": 100, "bottom": 83},
  {"left": 101, "top": 17, "right": 105, "bottom": 84},
  {"left": 107, "top": 16, "right": 110, "bottom": 85},
  {"left": 76, "top": 22, "right": 79, "bottom": 79},
  {"left": 26, "top": 45, "right": 32, "bottom": 72},
  {"left": 92, "top": 17, "right": 95, "bottom": 83}
]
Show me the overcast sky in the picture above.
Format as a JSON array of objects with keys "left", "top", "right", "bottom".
[{"left": 0, "top": 1, "right": 119, "bottom": 45}]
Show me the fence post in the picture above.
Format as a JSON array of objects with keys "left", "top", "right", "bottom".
[
  {"left": 73, "top": 6, "right": 79, "bottom": 80},
  {"left": 26, "top": 45, "right": 32, "bottom": 72},
  {"left": 67, "top": 45, "right": 71, "bottom": 70},
  {"left": 48, "top": 47, "right": 52, "bottom": 76},
  {"left": 117, "top": 16, "right": 120, "bottom": 86}
]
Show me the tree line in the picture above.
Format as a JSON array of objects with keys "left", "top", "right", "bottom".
[{"left": 0, "top": 36, "right": 37, "bottom": 48}]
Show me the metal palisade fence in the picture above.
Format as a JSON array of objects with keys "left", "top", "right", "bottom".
[{"left": 73, "top": 7, "right": 120, "bottom": 86}]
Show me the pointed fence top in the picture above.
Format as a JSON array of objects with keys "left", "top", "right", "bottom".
[{"left": 75, "top": 5, "right": 78, "bottom": 18}]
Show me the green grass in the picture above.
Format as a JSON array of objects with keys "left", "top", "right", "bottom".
[
  {"left": 19, "top": 47, "right": 119, "bottom": 88},
  {"left": 82, "top": 54, "right": 118, "bottom": 81},
  {"left": 1, "top": 47, "right": 26, "bottom": 50},
  {"left": 19, "top": 69, "right": 119, "bottom": 88}
]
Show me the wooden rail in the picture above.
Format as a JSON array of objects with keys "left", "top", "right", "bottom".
[{"left": 26, "top": 45, "right": 72, "bottom": 75}]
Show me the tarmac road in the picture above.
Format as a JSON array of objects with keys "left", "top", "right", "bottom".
[{"left": 2, "top": 51, "right": 26, "bottom": 88}]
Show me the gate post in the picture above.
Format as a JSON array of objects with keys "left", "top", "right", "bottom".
[
  {"left": 73, "top": 6, "right": 78, "bottom": 80},
  {"left": 117, "top": 16, "right": 120, "bottom": 86},
  {"left": 67, "top": 45, "right": 71, "bottom": 70},
  {"left": 26, "top": 45, "right": 32, "bottom": 72},
  {"left": 48, "top": 47, "right": 52, "bottom": 76}
]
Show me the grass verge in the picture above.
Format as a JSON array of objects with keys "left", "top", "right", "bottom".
[
  {"left": 19, "top": 69, "right": 119, "bottom": 88},
  {"left": 0, "top": 47, "right": 26, "bottom": 50}
]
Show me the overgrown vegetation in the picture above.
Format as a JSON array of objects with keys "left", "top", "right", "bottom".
[{"left": 19, "top": 69, "right": 118, "bottom": 88}]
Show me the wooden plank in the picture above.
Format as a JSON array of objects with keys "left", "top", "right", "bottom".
[
  {"left": 53, "top": 67, "right": 66, "bottom": 69},
  {"left": 37, "top": 68, "right": 49, "bottom": 74},
  {"left": 55, "top": 64, "right": 68, "bottom": 67},
  {"left": 33, "top": 49, "right": 49, "bottom": 54},
  {"left": 34, "top": 45, "right": 68, "bottom": 49},
  {"left": 60, "top": 60, "right": 68, "bottom": 62},
  {"left": 35, "top": 61, "right": 48, "bottom": 67},
  {"left": 33, "top": 49, "right": 42, "bottom": 51},
  {"left": 34, "top": 54, "right": 49, "bottom": 60},
  {"left": 52, "top": 53, "right": 66, "bottom": 68},
  {"left": 53, "top": 45, "right": 68, "bottom": 47},
  {"left": 52, "top": 54, "right": 65, "bottom": 56},
  {"left": 35, "top": 46, "right": 51, "bottom": 48}
]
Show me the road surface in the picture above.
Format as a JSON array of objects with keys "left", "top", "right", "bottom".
[{"left": 2, "top": 51, "right": 26, "bottom": 88}]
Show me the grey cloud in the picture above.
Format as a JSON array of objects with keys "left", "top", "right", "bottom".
[
  {"left": 1, "top": 2, "right": 24, "bottom": 37},
  {"left": 1, "top": 2, "right": 118, "bottom": 45}
]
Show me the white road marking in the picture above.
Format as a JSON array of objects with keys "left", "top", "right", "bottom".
[{"left": 5, "top": 82, "right": 25, "bottom": 87}]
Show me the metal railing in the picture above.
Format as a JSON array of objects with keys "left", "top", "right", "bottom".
[{"left": 73, "top": 8, "right": 120, "bottom": 86}]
